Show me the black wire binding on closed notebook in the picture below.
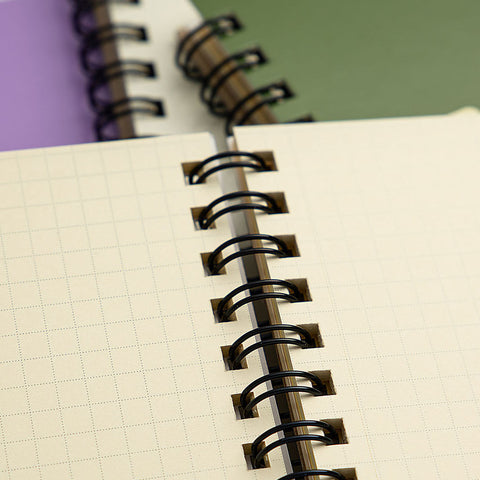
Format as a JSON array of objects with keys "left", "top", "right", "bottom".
[
  {"left": 175, "top": 14, "right": 314, "bottom": 135},
  {"left": 70, "top": 0, "right": 164, "bottom": 140},
  {"left": 200, "top": 47, "right": 268, "bottom": 116},
  {"left": 227, "top": 323, "right": 314, "bottom": 367},
  {"left": 88, "top": 60, "right": 156, "bottom": 112},
  {"left": 225, "top": 81, "right": 294, "bottom": 135},
  {"left": 251, "top": 421, "right": 340, "bottom": 469},
  {"left": 72, "top": 0, "right": 140, "bottom": 35},
  {"left": 176, "top": 14, "right": 243, "bottom": 80}
]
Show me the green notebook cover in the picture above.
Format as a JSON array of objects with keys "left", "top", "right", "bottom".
[{"left": 192, "top": 0, "right": 480, "bottom": 122}]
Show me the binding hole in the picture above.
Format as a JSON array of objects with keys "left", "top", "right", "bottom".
[
  {"left": 225, "top": 81, "right": 294, "bottom": 135},
  {"left": 236, "top": 371, "right": 330, "bottom": 419},
  {"left": 184, "top": 151, "right": 274, "bottom": 185},
  {"left": 194, "top": 191, "right": 287, "bottom": 230},
  {"left": 277, "top": 470, "right": 352, "bottom": 480},
  {"left": 249, "top": 420, "right": 341, "bottom": 470},
  {"left": 215, "top": 278, "right": 310, "bottom": 323},
  {"left": 205, "top": 233, "right": 293, "bottom": 275},
  {"left": 238, "top": 370, "right": 331, "bottom": 418},
  {"left": 227, "top": 323, "right": 315, "bottom": 370}
]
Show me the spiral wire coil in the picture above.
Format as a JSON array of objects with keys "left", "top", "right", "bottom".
[
  {"left": 194, "top": 152, "right": 350, "bottom": 479},
  {"left": 70, "top": 0, "right": 164, "bottom": 140}
]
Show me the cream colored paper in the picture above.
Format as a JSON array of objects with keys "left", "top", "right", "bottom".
[
  {"left": 0, "top": 135, "right": 287, "bottom": 479},
  {"left": 234, "top": 116, "right": 480, "bottom": 480}
]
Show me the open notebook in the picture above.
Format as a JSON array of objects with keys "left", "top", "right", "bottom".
[{"left": 1, "top": 114, "right": 479, "bottom": 479}]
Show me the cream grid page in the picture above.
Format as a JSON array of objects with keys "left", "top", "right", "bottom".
[
  {"left": 0, "top": 135, "right": 288, "bottom": 480},
  {"left": 234, "top": 116, "right": 480, "bottom": 480}
]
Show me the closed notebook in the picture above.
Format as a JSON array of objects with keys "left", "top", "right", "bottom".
[
  {"left": 73, "top": 0, "right": 480, "bottom": 145},
  {"left": 1, "top": 114, "right": 479, "bottom": 480}
]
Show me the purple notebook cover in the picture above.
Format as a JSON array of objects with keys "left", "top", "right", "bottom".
[{"left": 0, "top": 0, "right": 95, "bottom": 151}]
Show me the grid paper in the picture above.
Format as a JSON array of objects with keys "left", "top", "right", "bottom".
[
  {"left": 234, "top": 115, "right": 480, "bottom": 480},
  {"left": 0, "top": 135, "right": 288, "bottom": 480}
]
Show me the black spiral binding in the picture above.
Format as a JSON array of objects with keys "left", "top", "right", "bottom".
[
  {"left": 70, "top": 0, "right": 164, "bottom": 140},
  {"left": 176, "top": 14, "right": 313, "bottom": 135},
  {"left": 239, "top": 371, "right": 328, "bottom": 418},
  {"left": 228, "top": 324, "right": 314, "bottom": 369},
  {"left": 72, "top": 0, "right": 140, "bottom": 35},
  {"left": 216, "top": 280, "right": 304, "bottom": 323},
  {"left": 190, "top": 151, "right": 352, "bottom": 480},
  {"left": 94, "top": 97, "right": 164, "bottom": 141},
  {"left": 176, "top": 14, "right": 243, "bottom": 80},
  {"left": 251, "top": 421, "right": 340, "bottom": 469},
  {"left": 188, "top": 151, "right": 271, "bottom": 185},
  {"left": 201, "top": 47, "right": 268, "bottom": 116},
  {"left": 225, "top": 81, "right": 294, "bottom": 135},
  {"left": 197, "top": 191, "right": 282, "bottom": 230},
  {"left": 207, "top": 233, "right": 292, "bottom": 275},
  {"left": 88, "top": 60, "right": 156, "bottom": 112}
]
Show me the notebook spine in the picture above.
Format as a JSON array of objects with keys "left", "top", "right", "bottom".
[
  {"left": 189, "top": 152, "right": 354, "bottom": 479},
  {"left": 70, "top": 0, "right": 164, "bottom": 140},
  {"left": 176, "top": 14, "right": 314, "bottom": 135}
]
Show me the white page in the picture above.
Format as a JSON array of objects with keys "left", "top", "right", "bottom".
[
  {"left": 105, "top": 0, "right": 226, "bottom": 147},
  {"left": 234, "top": 116, "right": 480, "bottom": 480},
  {"left": 0, "top": 135, "right": 289, "bottom": 479}
]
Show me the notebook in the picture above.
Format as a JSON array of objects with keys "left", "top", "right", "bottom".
[
  {"left": 191, "top": 0, "right": 480, "bottom": 122},
  {"left": 71, "top": 0, "right": 228, "bottom": 144},
  {"left": 0, "top": 133, "right": 289, "bottom": 479},
  {"left": 77, "top": 0, "right": 480, "bottom": 145},
  {"left": 1, "top": 114, "right": 479, "bottom": 479}
]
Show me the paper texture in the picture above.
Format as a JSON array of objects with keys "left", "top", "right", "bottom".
[
  {"left": 0, "top": 135, "right": 287, "bottom": 479},
  {"left": 234, "top": 115, "right": 480, "bottom": 480}
]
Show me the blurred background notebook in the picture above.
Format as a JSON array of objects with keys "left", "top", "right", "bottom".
[
  {"left": 191, "top": 0, "right": 480, "bottom": 122},
  {"left": 2, "top": 0, "right": 480, "bottom": 149}
]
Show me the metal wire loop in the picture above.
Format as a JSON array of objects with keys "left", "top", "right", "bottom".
[
  {"left": 88, "top": 60, "right": 155, "bottom": 111},
  {"left": 94, "top": 97, "right": 164, "bottom": 141},
  {"left": 188, "top": 151, "right": 269, "bottom": 185},
  {"left": 201, "top": 47, "right": 267, "bottom": 116},
  {"left": 277, "top": 470, "right": 346, "bottom": 480},
  {"left": 251, "top": 420, "right": 339, "bottom": 469},
  {"left": 72, "top": 0, "right": 140, "bottom": 35},
  {"left": 197, "top": 191, "right": 281, "bottom": 230},
  {"left": 207, "top": 233, "right": 291, "bottom": 275},
  {"left": 176, "top": 14, "right": 242, "bottom": 79},
  {"left": 217, "top": 279, "right": 304, "bottom": 323},
  {"left": 239, "top": 370, "right": 327, "bottom": 416},
  {"left": 225, "top": 81, "right": 294, "bottom": 135},
  {"left": 228, "top": 324, "right": 312, "bottom": 368},
  {"left": 80, "top": 24, "right": 147, "bottom": 72}
]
